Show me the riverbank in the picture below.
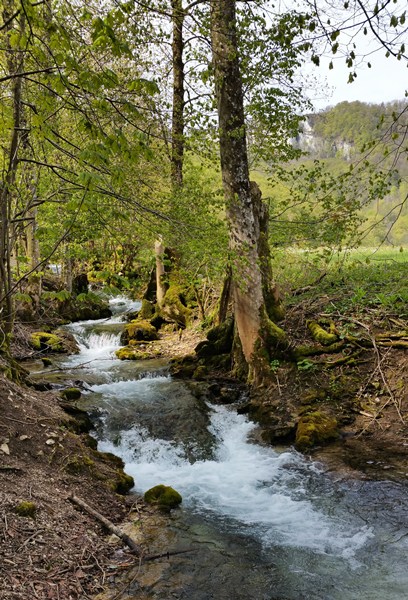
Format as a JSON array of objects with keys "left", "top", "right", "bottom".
[
  {"left": 0, "top": 369, "right": 147, "bottom": 599},
  {"left": 0, "top": 318, "right": 206, "bottom": 600},
  {"left": 1, "top": 294, "right": 407, "bottom": 598}
]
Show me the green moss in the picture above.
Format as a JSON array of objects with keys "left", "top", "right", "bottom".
[
  {"left": 307, "top": 320, "right": 339, "bottom": 346},
  {"left": 15, "top": 501, "right": 36, "bottom": 518},
  {"left": 295, "top": 411, "right": 339, "bottom": 450},
  {"left": 64, "top": 454, "right": 95, "bottom": 475},
  {"left": 60, "top": 387, "right": 81, "bottom": 401},
  {"left": 144, "top": 484, "right": 182, "bottom": 510},
  {"left": 193, "top": 365, "right": 208, "bottom": 380},
  {"left": 30, "top": 332, "right": 64, "bottom": 352},
  {"left": 41, "top": 357, "right": 53, "bottom": 367},
  {"left": 110, "top": 471, "right": 135, "bottom": 494},
  {"left": 115, "top": 346, "right": 155, "bottom": 361},
  {"left": 161, "top": 285, "right": 191, "bottom": 328},
  {"left": 121, "top": 319, "right": 158, "bottom": 344},
  {"left": 138, "top": 299, "right": 155, "bottom": 320}
]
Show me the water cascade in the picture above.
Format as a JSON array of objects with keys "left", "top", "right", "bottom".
[{"left": 48, "top": 297, "right": 408, "bottom": 599}]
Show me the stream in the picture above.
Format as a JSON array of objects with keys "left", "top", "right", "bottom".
[{"left": 29, "top": 297, "right": 408, "bottom": 599}]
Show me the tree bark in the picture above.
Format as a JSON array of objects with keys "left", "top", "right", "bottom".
[
  {"left": 0, "top": 0, "right": 24, "bottom": 336},
  {"left": 155, "top": 237, "right": 167, "bottom": 307},
  {"left": 210, "top": 0, "right": 285, "bottom": 381},
  {"left": 171, "top": 0, "right": 185, "bottom": 189}
]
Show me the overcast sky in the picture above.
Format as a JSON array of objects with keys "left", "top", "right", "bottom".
[{"left": 308, "top": 51, "right": 408, "bottom": 111}]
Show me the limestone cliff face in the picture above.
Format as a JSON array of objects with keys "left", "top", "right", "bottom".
[{"left": 291, "top": 118, "right": 353, "bottom": 160}]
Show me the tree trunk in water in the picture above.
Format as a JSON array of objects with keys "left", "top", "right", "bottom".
[{"left": 210, "top": 0, "right": 285, "bottom": 382}]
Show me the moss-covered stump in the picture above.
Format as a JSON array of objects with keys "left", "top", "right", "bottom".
[
  {"left": 295, "top": 411, "right": 339, "bottom": 450},
  {"left": 120, "top": 319, "right": 158, "bottom": 345},
  {"left": 160, "top": 286, "right": 191, "bottom": 329},
  {"left": 144, "top": 484, "right": 182, "bottom": 510}
]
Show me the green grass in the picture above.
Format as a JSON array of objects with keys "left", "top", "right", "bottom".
[{"left": 274, "top": 247, "right": 408, "bottom": 317}]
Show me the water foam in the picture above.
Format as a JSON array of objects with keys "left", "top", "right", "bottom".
[{"left": 100, "top": 401, "right": 372, "bottom": 558}]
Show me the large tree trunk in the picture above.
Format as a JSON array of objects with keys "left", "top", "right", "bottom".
[
  {"left": 171, "top": 0, "right": 185, "bottom": 189},
  {"left": 0, "top": 1, "right": 24, "bottom": 337},
  {"left": 210, "top": 0, "right": 285, "bottom": 382}
]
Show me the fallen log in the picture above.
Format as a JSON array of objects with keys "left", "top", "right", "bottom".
[{"left": 69, "top": 494, "right": 142, "bottom": 555}]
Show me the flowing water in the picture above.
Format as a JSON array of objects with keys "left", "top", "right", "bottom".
[{"left": 37, "top": 298, "right": 408, "bottom": 599}]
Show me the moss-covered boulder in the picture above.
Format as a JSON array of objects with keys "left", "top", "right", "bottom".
[
  {"left": 30, "top": 332, "right": 65, "bottom": 353},
  {"left": 295, "top": 411, "right": 339, "bottom": 450},
  {"left": 169, "top": 354, "right": 198, "bottom": 378},
  {"left": 115, "top": 346, "right": 158, "bottom": 361},
  {"left": 110, "top": 471, "right": 135, "bottom": 495},
  {"left": 120, "top": 319, "right": 158, "bottom": 345},
  {"left": 60, "top": 387, "right": 82, "bottom": 401},
  {"left": 144, "top": 484, "right": 182, "bottom": 510}
]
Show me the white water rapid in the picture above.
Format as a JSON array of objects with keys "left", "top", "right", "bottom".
[{"left": 53, "top": 296, "right": 408, "bottom": 599}]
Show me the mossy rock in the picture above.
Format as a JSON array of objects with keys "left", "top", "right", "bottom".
[
  {"left": 115, "top": 346, "right": 158, "bottom": 361},
  {"left": 195, "top": 318, "right": 234, "bottom": 360},
  {"left": 60, "top": 387, "right": 82, "bottom": 401},
  {"left": 41, "top": 357, "right": 53, "bottom": 367},
  {"left": 206, "top": 317, "right": 234, "bottom": 350},
  {"left": 110, "top": 471, "right": 135, "bottom": 494},
  {"left": 120, "top": 319, "right": 158, "bottom": 345},
  {"left": 97, "top": 451, "right": 125, "bottom": 469},
  {"left": 15, "top": 501, "right": 36, "bottom": 518},
  {"left": 144, "top": 484, "right": 182, "bottom": 510},
  {"left": 295, "top": 411, "right": 339, "bottom": 450},
  {"left": 193, "top": 365, "right": 209, "bottom": 380},
  {"left": 59, "top": 404, "right": 93, "bottom": 433},
  {"left": 169, "top": 354, "right": 198, "bottom": 378},
  {"left": 30, "top": 332, "right": 65, "bottom": 353},
  {"left": 64, "top": 454, "right": 95, "bottom": 475}
]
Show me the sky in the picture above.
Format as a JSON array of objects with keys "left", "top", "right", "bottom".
[{"left": 309, "top": 51, "right": 408, "bottom": 111}]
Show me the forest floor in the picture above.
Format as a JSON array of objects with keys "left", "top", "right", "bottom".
[{"left": 1, "top": 287, "right": 407, "bottom": 598}]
